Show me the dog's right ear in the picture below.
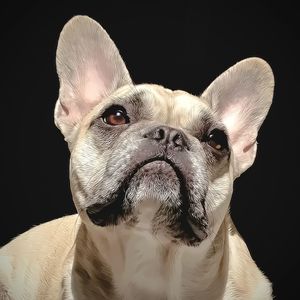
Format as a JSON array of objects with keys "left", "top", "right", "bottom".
[{"left": 54, "top": 16, "right": 132, "bottom": 146}]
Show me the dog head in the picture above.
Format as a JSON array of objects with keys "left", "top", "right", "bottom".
[{"left": 54, "top": 16, "right": 274, "bottom": 246}]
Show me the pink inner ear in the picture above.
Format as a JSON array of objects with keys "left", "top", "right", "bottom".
[
  {"left": 220, "top": 101, "right": 247, "bottom": 144},
  {"left": 80, "top": 67, "right": 108, "bottom": 106},
  {"left": 71, "top": 64, "right": 115, "bottom": 120}
]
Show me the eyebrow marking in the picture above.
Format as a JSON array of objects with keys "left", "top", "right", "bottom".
[
  {"left": 111, "top": 88, "right": 146, "bottom": 107},
  {"left": 184, "top": 110, "right": 216, "bottom": 137}
]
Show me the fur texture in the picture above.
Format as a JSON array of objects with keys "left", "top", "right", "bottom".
[{"left": 0, "top": 16, "right": 274, "bottom": 299}]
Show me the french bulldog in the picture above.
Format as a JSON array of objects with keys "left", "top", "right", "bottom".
[{"left": 0, "top": 16, "right": 274, "bottom": 300}]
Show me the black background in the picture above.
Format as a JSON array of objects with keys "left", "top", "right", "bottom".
[{"left": 1, "top": 1, "right": 299, "bottom": 299}]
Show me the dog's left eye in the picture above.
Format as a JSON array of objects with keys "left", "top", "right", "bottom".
[
  {"left": 102, "top": 106, "right": 130, "bottom": 126},
  {"left": 205, "top": 129, "right": 229, "bottom": 152}
]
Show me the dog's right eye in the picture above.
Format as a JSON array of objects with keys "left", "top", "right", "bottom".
[{"left": 102, "top": 105, "right": 130, "bottom": 126}]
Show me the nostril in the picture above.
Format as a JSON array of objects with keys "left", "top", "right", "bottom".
[
  {"left": 173, "top": 133, "right": 182, "bottom": 146},
  {"left": 144, "top": 126, "right": 189, "bottom": 150},
  {"left": 144, "top": 127, "right": 166, "bottom": 140},
  {"left": 170, "top": 130, "right": 189, "bottom": 150},
  {"left": 154, "top": 128, "right": 165, "bottom": 140}
]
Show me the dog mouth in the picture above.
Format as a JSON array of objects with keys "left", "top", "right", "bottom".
[
  {"left": 86, "top": 157, "right": 187, "bottom": 222},
  {"left": 86, "top": 156, "right": 208, "bottom": 246}
]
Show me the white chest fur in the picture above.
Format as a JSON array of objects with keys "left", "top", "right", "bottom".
[
  {"left": 116, "top": 232, "right": 182, "bottom": 300},
  {"left": 71, "top": 214, "right": 271, "bottom": 300},
  {"left": 85, "top": 221, "right": 224, "bottom": 300}
]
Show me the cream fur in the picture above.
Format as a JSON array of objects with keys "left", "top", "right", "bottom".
[
  {"left": 0, "top": 214, "right": 272, "bottom": 299},
  {"left": 0, "top": 16, "right": 274, "bottom": 300}
]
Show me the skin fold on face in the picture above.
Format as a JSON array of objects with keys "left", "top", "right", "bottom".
[{"left": 70, "top": 84, "right": 232, "bottom": 246}]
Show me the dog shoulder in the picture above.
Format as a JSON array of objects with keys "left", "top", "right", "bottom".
[
  {"left": 0, "top": 264, "right": 11, "bottom": 300},
  {"left": 225, "top": 216, "right": 273, "bottom": 299},
  {"left": 0, "top": 214, "right": 80, "bottom": 299}
]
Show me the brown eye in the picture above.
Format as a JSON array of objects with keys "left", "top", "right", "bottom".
[
  {"left": 206, "top": 129, "right": 228, "bottom": 151},
  {"left": 102, "top": 106, "right": 130, "bottom": 126}
]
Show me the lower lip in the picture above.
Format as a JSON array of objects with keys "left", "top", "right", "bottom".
[{"left": 138, "top": 160, "right": 175, "bottom": 173}]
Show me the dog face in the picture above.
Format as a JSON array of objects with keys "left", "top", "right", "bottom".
[
  {"left": 54, "top": 16, "right": 274, "bottom": 246},
  {"left": 69, "top": 85, "right": 230, "bottom": 246}
]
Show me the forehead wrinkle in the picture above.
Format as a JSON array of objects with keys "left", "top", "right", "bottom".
[
  {"left": 131, "top": 85, "right": 215, "bottom": 131},
  {"left": 169, "top": 91, "right": 213, "bottom": 130},
  {"left": 135, "top": 84, "right": 174, "bottom": 124},
  {"left": 110, "top": 85, "right": 144, "bottom": 106}
]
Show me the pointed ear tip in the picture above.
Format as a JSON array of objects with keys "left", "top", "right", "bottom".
[
  {"left": 238, "top": 57, "right": 274, "bottom": 83},
  {"left": 56, "top": 15, "right": 102, "bottom": 66},
  {"left": 58, "top": 15, "right": 100, "bottom": 41},
  {"left": 238, "top": 57, "right": 270, "bottom": 67},
  {"left": 63, "top": 15, "right": 97, "bottom": 28}
]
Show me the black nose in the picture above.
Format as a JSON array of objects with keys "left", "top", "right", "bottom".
[{"left": 143, "top": 126, "right": 189, "bottom": 150}]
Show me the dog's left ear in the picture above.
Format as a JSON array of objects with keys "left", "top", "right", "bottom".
[{"left": 201, "top": 58, "right": 274, "bottom": 178}]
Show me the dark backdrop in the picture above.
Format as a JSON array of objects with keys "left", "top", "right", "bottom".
[{"left": 1, "top": 1, "right": 299, "bottom": 299}]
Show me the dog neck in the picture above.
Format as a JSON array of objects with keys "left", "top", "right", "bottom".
[{"left": 71, "top": 214, "right": 229, "bottom": 300}]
